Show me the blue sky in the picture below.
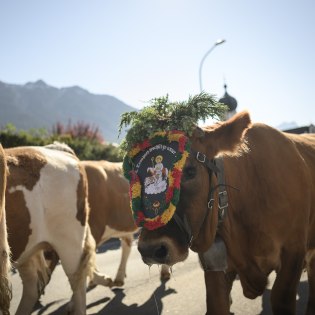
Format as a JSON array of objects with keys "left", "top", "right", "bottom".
[{"left": 1, "top": 0, "right": 314, "bottom": 128}]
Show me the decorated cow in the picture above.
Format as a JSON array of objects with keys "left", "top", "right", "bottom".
[{"left": 120, "top": 93, "right": 315, "bottom": 315}]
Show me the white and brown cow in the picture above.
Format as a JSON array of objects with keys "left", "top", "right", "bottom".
[
  {"left": 0, "top": 144, "right": 11, "bottom": 315},
  {"left": 5, "top": 144, "right": 96, "bottom": 315},
  {"left": 46, "top": 159, "right": 170, "bottom": 287},
  {"left": 137, "top": 112, "right": 315, "bottom": 315}
]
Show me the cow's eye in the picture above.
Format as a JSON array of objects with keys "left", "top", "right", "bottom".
[{"left": 183, "top": 166, "right": 197, "bottom": 180}]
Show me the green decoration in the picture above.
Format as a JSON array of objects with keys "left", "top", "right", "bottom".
[{"left": 118, "top": 92, "right": 227, "bottom": 155}]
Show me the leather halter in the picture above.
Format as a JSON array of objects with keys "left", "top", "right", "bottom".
[{"left": 172, "top": 149, "right": 228, "bottom": 246}]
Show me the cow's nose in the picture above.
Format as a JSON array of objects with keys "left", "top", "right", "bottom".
[{"left": 138, "top": 243, "right": 168, "bottom": 264}]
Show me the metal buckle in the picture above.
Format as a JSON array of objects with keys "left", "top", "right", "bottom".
[
  {"left": 218, "top": 191, "right": 228, "bottom": 210},
  {"left": 208, "top": 198, "right": 214, "bottom": 209},
  {"left": 196, "top": 152, "right": 206, "bottom": 163}
]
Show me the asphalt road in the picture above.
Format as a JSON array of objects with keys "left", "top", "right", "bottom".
[{"left": 10, "top": 240, "right": 308, "bottom": 315}]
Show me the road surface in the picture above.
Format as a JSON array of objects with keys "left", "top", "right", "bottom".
[{"left": 10, "top": 240, "right": 308, "bottom": 314}]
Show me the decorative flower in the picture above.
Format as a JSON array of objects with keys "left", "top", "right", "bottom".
[
  {"left": 165, "top": 186, "right": 174, "bottom": 203},
  {"left": 131, "top": 181, "right": 141, "bottom": 198},
  {"left": 129, "top": 145, "right": 141, "bottom": 158},
  {"left": 174, "top": 150, "right": 189, "bottom": 170},
  {"left": 139, "top": 139, "right": 151, "bottom": 151},
  {"left": 161, "top": 203, "right": 176, "bottom": 225},
  {"left": 172, "top": 168, "right": 182, "bottom": 189}
]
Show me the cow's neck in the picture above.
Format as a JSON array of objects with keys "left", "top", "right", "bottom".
[
  {"left": 198, "top": 175, "right": 229, "bottom": 272},
  {"left": 189, "top": 153, "right": 229, "bottom": 271}
]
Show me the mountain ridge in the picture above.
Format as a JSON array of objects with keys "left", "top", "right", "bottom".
[{"left": 0, "top": 80, "right": 136, "bottom": 143}]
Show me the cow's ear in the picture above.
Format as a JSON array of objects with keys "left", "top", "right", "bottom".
[
  {"left": 193, "top": 126, "right": 205, "bottom": 139},
  {"left": 200, "top": 111, "right": 251, "bottom": 157}
]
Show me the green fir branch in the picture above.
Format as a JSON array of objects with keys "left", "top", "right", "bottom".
[{"left": 119, "top": 92, "right": 227, "bottom": 154}]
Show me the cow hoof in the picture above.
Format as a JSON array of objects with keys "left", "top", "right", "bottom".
[
  {"left": 65, "top": 300, "right": 74, "bottom": 314},
  {"left": 103, "top": 278, "right": 114, "bottom": 287},
  {"left": 160, "top": 271, "right": 171, "bottom": 281},
  {"left": 88, "top": 277, "right": 114, "bottom": 288}
]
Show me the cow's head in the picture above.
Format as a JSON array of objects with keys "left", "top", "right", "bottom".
[{"left": 130, "top": 112, "right": 251, "bottom": 267}]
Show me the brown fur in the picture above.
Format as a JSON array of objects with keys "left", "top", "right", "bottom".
[
  {"left": 5, "top": 147, "right": 47, "bottom": 191},
  {"left": 5, "top": 145, "right": 96, "bottom": 315},
  {"left": 6, "top": 190, "right": 31, "bottom": 261},
  {"left": 138, "top": 111, "right": 315, "bottom": 314},
  {"left": 76, "top": 166, "right": 89, "bottom": 226},
  {"left": 0, "top": 144, "right": 11, "bottom": 315},
  {"left": 82, "top": 160, "right": 137, "bottom": 245},
  {"left": 5, "top": 147, "right": 46, "bottom": 261}
]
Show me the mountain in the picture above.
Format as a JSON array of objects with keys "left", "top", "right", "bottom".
[{"left": 0, "top": 80, "right": 136, "bottom": 143}]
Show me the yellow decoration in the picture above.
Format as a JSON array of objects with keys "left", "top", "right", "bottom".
[
  {"left": 168, "top": 170, "right": 174, "bottom": 187},
  {"left": 129, "top": 145, "right": 141, "bottom": 157},
  {"left": 161, "top": 203, "right": 176, "bottom": 224},
  {"left": 131, "top": 181, "right": 141, "bottom": 198},
  {"left": 174, "top": 150, "right": 189, "bottom": 169},
  {"left": 167, "top": 133, "right": 183, "bottom": 142}
]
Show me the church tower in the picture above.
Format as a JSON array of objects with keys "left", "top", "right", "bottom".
[{"left": 219, "top": 83, "right": 238, "bottom": 120}]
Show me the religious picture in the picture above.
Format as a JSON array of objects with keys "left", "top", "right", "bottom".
[{"left": 144, "top": 155, "right": 168, "bottom": 194}]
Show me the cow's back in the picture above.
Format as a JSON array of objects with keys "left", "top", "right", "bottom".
[{"left": 81, "top": 160, "right": 137, "bottom": 246}]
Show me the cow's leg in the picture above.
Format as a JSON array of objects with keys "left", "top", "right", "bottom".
[
  {"left": 113, "top": 234, "right": 133, "bottom": 286},
  {"left": 160, "top": 264, "right": 171, "bottom": 281},
  {"left": 88, "top": 234, "right": 134, "bottom": 288},
  {"left": 56, "top": 249, "right": 87, "bottom": 315},
  {"left": 306, "top": 249, "right": 315, "bottom": 315},
  {"left": 15, "top": 253, "right": 51, "bottom": 315},
  {"left": 270, "top": 250, "right": 304, "bottom": 315},
  {"left": 89, "top": 268, "right": 113, "bottom": 288},
  {"left": 0, "top": 211, "right": 11, "bottom": 315},
  {"left": 55, "top": 228, "right": 95, "bottom": 315},
  {"left": 204, "top": 271, "right": 234, "bottom": 315}
]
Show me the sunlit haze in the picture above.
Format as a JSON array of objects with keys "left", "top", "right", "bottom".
[{"left": 1, "top": 0, "right": 314, "bottom": 128}]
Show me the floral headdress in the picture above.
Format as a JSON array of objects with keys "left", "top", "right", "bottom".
[{"left": 119, "top": 93, "right": 227, "bottom": 230}]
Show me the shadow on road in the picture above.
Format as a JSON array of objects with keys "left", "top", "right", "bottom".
[
  {"left": 97, "top": 238, "right": 122, "bottom": 254},
  {"left": 89, "top": 280, "right": 177, "bottom": 315},
  {"left": 33, "top": 280, "right": 177, "bottom": 315},
  {"left": 260, "top": 278, "right": 308, "bottom": 315},
  {"left": 34, "top": 299, "right": 69, "bottom": 315}
]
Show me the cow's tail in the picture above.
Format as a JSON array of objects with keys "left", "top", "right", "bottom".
[
  {"left": 0, "top": 210, "right": 12, "bottom": 315},
  {"left": 71, "top": 224, "right": 96, "bottom": 290}
]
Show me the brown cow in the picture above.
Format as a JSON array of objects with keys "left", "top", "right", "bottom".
[
  {"left": 0, "top": 144, "right": 11, "bottom": 315},
  {"left": 83, "top": 159, "right": 138, "bottom": 287},
  {"left": 136, "top": 112, "right": 315, "bottom": 315},
  {"left": 5, "top": 144, "right": 96, "bottom": 315}
]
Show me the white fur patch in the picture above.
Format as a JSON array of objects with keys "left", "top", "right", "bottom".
[{"left": 12, "top": 147, "right": 86, "bottom": 264}]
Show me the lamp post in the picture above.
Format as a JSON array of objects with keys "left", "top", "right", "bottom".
[{"left": 199, "top": 39, "right": 226, "bottom": 92}]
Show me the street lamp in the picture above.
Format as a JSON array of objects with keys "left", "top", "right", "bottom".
[{"left": 199, "top": 39, "right": 226, "bottom": 92}]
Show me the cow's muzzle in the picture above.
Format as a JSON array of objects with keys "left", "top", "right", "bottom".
[{"left": 138, "top": 242, "right": 169, "bottom": 265}]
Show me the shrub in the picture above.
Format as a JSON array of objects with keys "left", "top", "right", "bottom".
[{"left": 0, "top": 122, "right": 121, "bottom": 162}]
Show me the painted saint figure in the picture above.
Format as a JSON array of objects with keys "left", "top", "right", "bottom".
[{"left": 144, "top": 155, "right": 168, "bottom": 194}]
